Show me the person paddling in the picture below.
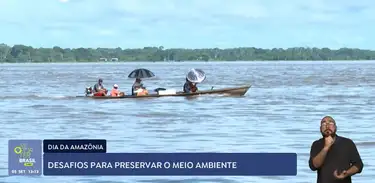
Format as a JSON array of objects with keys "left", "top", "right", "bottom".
[
  {"left": 93, "top": 78, "right": 107, "bottom": 96},
  {"left": 183, "top": 78, "right": 198, "bottom": 93}
]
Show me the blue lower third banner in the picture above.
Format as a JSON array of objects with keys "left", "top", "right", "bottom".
[
  {"left": 8, "top": 140, "right": 42, "bottom": 176},
  {"left": 43, "top": 153, "right": 297, "bottom": 176}
]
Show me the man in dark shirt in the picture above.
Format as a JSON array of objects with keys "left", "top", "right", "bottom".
[
  {"left": 94, "top": 78, "right": 104, "bottom": 92},
  {"left": 309, "top": 116, "right": 363, "bottom": 183},
  {"left": 93, "top": 78, "right": 107, "bottom": 96}
]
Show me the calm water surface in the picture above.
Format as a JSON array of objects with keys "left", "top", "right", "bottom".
[{"left": 0, "top": 61, "right": 374, "bottom": 183}]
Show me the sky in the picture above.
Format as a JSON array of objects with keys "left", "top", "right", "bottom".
[{"left": 0, "top": 0, "right": 374, "bottom": 49}]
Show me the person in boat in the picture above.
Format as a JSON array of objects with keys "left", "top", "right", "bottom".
[
  {"left": 93, "top": 78, "right": 108, "bottom": 96},
  {"left": 133, "top": 84, "right": 149, "bottom": 96},
  {"left": 132, "top": 78, "right": 143, "bottom": 95},
  {"left": 110, "top": 84, "right": 123, "bottom": 97},
  {"left": 183, "top": 78, "right": 198, "bottom": 93}
]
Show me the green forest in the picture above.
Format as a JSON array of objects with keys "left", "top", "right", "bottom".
[{"left": 1, "top": 43, "right": 375, "bottom": 63}]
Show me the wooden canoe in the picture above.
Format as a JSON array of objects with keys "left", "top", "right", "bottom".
[{"left": 77, "top": 85, "right": 251, "bottom": 99}]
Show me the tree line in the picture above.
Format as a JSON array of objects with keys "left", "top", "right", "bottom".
[{"left": 1, "top": 43, "right": 375, "bottom": 63}]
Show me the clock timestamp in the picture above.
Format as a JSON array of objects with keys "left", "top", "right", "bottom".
[{"left": 10, "top": 169, "right": 40, "bottom": 175}]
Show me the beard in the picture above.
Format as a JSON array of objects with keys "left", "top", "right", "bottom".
[{"left": 321, "top": 129, "right": 336, "bottom": 137}]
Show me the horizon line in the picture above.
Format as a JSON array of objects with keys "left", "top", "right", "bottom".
[{"left": 1, "top": 43, "right": 374, "bottom": 51}]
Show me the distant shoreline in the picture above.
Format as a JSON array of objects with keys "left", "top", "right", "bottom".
[{"left": 1, "top": 43, "right": 375, "bottom": 63}]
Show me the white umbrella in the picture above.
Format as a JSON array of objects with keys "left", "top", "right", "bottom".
[{"left": 186, "top": 68, "right": 206, "bottom": 83}]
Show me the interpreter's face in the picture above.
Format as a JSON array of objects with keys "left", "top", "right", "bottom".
[{"left": 320, "top": 116, "right": 337, "bottom": 137}]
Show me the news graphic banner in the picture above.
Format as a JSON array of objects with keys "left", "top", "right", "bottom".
[
  {"left": 43, "top": 139, "right": 106, "bottom": 153},
  {"left": 8, "top": 140, "right": 42, "bottom": 176},
  {"left": 8, "top": 139, "right": 298, "bottom": 176},
  {"left": 43, "top": 153, "right": 297, "bottom": 176}
]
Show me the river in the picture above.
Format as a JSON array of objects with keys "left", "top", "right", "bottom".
[{"left": 0, "top": 61, "right": 374, "bottom": 183}]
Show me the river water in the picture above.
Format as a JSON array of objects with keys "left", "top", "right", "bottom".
[{"left": 0, "top": 61, "right": 374, "bottom": 183}]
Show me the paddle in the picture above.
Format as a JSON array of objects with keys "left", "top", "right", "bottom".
[{"left": 154, "top": 88, "right": 167, "bottom": 92}]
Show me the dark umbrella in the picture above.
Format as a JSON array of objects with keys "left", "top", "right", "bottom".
[
  {"left": 128, "top": 68, "right": 155, "bottom": 78},
  {"left": 186, "top": 68, "right": 206, "bottom": 83}
]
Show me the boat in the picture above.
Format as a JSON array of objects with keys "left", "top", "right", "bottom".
[{"left": 77, "top": 85, "right": 251, "bottom": 99}]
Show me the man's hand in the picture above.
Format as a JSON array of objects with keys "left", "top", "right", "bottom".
[
  {"left": 324, "top": 136, "right": 334, "bottom": 149},
  {"left": 334, "top": 169, "right": 348, "bottom": 179}
]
